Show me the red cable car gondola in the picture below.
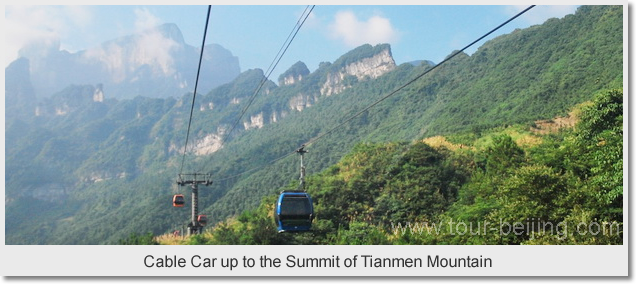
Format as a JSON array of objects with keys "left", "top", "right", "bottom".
[
  {"left": 173, "top": 194, "right": 185, "bottom": 207},
  {"left": 197, "top": 215, "right": 208, "bottom": 226}
]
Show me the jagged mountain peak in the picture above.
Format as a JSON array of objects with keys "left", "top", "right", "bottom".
[
  {"left": 104, "top": 22, "right": 186, "bottom": 47},
  {"left": 152, "top": 23, "right": 186, "bottom": 45},
  {"left": 4, "top": 6, "right": 622, "bottom": 245},
  {"left": 319, "top": 43, "right": 396, "bottom": 96},
  {"left": 5, "top": 57, "right": 36, "bottom": 120},
  {"left": 8, "top": 23, "right": 240, "bottom": 100},
  {"left": 278, "top": 61, "right": 310, "bottom": 86},
  {"left": 332, "top": 43, "right": 393, "bottom": 68}
]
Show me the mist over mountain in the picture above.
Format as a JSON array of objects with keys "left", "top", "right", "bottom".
[
  {"left": 4, "top": 6, "right": 622, "bottom": 245},
  {"left": 9, "top": 23, "right": 240, "bottom": 100},
  {"left": 5, "top": 57, "right": 36, "bottom": 121}
]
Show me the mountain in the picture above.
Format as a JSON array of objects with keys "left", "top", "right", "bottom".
[
  {"left": 4, "top": 6, "right": 622, "bottom": 244},
  {"left": 9, "top": 23, "right": 240, "bottom": 100},
  {"left": 178, "top": 88, "right": 622, "bottom": 245},
  {"left": 407, "top": 60, "right": 435, "bottom": 67},
  {"left": 5, "top": 57, "right": 36, "bottom": 121}
]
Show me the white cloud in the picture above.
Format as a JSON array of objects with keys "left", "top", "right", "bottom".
[
  {"left": 134, "top": 8, "right": 162, "bottom": 33},
  {"left": 132, "top": 8, "right": 177, "bottom": 75},
  {"left": 134, "top": 32, "right": 179, "bottom": 76},
  {"left": 5, "top": 6, "right": 60, "bottom": 66},
  {"left": 82, "top": 7, "right": 177, "bottom": 79},
  {"left": 506, "top": 5, "right": 579, "bottom": 25},
  {"left": 328, "top": 11, "right": 399, "bottom": 48},
  {"left": 4, "top": 5, "right": 93, "bottom": 67}
]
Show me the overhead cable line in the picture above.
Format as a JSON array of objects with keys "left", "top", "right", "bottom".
[
  {"left": 215, "top": 150, "right": 297, "bottom": 183},
  {"left": 262, "top": 5, "right": 314, "bottom": 80},
  {"left": 215, "top": 5, "right": 535, "bottom": 182},
  {"left": 179, "top": 5, "right": 212, "bottom": 175},
  {"left": 304, "top": 5, "right": 536, "bottom": 147},
  {"left": 213, "top": 5, "right": 315, "bottom": 159}
]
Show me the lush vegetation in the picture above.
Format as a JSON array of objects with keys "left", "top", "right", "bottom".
[
  {"left": 278, "top": 61, "right": 310, "bottom": 84},
  {"left": 5, "top": 6, "right": 623, "bottom": 244},
  {"left": 118, "top": 232, "right": 159, "bottom": 245},
  {"left": 181, "top": 89, "right": 622, "bottom": 245}
]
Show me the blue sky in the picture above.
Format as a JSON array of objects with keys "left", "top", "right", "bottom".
[{"left": 5, "top": 4, "right": 583, "bottom": 80}]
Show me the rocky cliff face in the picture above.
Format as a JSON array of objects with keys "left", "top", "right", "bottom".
[
  {"left": 12, "top": 23, "right": 240, "bottom": 100},
  {"left": 278, "top": 61, "right": 310, "bottom": 86},
  {"left": 238, "top": 44, "right": 397, "bottom": 135},
  {"left": 289, "top": 93, "right": 319, "bottom": 112},
  {"left": 281, "top": 73, "right": 304, "bottom": 86},
  {"left": 243, "top": 112, "right": 265, "bottom": 130},
  {"left": 5, "top": 58, "right": 36, "bottom": 120},
  {"left": 93, "top": 84, "right": 105, "bottom": 103},
  {"left": 83, "top": 171, "right": 127, "bottom": 183},
  {"left": 34, "top": 84, "right": 104, "bottom": 117},
  {"left": 270, "top": 110, "right": 288, "bottom": 123},
  {"left": 320, "top": 47, "right": 396, "bottom": 97},
  {"left": 192, "top": 133, "right": 224, "bottom": 156}
]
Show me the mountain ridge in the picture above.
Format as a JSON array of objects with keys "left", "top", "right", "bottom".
[
  {"left": 8, "top": 23, "right": 241, "bottom": 101},
  {"left": 4, "top": 5, "right": 622, "bottom": 244}
]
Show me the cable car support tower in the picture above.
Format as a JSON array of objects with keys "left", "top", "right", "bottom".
[
  {"left": 297, "top": 146, "right": 307, "bottom": 191},
  {"left": 177, "top": 173, "right": 212, "bottom": 235}
]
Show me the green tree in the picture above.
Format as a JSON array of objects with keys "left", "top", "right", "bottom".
[{"left": 118, "top": 232, "right": 158, "bottom": 245}]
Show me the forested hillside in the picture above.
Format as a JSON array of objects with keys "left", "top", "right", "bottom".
[
  {"left": 162, "top": 88, "right": 622, "bottom": 245},
  {"left": 5, "top": 6, "right": 622, "bottom": 244}
]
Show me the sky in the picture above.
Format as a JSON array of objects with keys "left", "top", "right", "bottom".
[{"left": 4, "top": 4, "right": 585, "bottom": 81}]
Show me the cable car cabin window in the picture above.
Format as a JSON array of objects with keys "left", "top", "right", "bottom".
[
  {"left": 173, "top": 194, "right": 185, "bottom": 207},
  {"left": 275, "top": 192, "right": 314, "bottom": 232},
  {"left": 198, "top": 215, "right": 208, "bottom": 226},
  {"left": 279, "top": 196, "right": 312, "bottom": 219}
]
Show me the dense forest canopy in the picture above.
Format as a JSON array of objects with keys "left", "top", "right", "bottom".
[
  {"left": 163, "top": 88, "right": 622, "bottom": 245},
  {"left": 5, "top": 5, "right": 623, "bottom": 245}
]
